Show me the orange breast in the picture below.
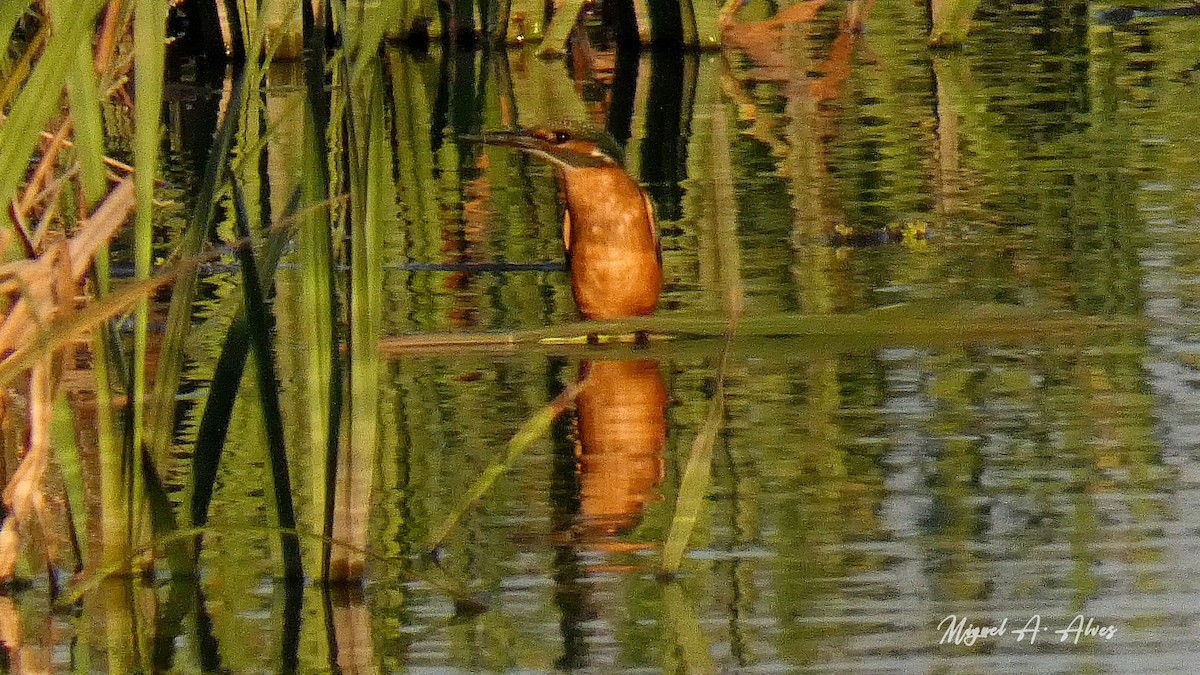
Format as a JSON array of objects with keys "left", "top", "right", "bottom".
[{"left": 561, "top": 168, "right": 662, "bottom": 319}]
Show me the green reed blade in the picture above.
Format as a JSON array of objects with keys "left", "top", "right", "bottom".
[
  {"left": 660, "top": 317, "right": 739, "bottom": 575},
  {"left": 140, "top": 448, "right": 193, "bottom": 578},
  {"left": 0, "top": 18, "right": 46, "bottom": 116},
  {"left": 348, "top": 0, "right": 406, "bottom": 83},
  {"left": 327, "top": 0, "right": 347, "bottom": 34},
  {"left": 426, "top": 381, "right": 586, "bottom": 551},
  {"left": 230, "top": 179, "right": 303, "bottom": 580},
  {"left": 326, "top": 63, "right": 389, "bottom": 582},
  {"left": 663, "top": 97, "right": 742, "bottom": 573},
  {"left": 145, "top": 66, "right": 245, "bottom": 468},
  {"left": 61, "top": 2, "right": 111, "bottom": 313},
  {"left": 189, "top": 315, "right": 250, "bottom": 533},
  {"left": 661, "top": 582, "right": 717, "bottom": 672},
  {"left": 94, "top": 322, "right": 126, "bottom": 569},
  {"left": 0, "top": 2, "right": 28, "bottom": 60},
  {"left": 234, "top": 0, "right": 255, "bottom": 56},
  {"left": 52, "top": 389, "right": 86, "bottom": 569},
  {"left": 60, "top": 26, "right": 106, "bottom": 207},
  {"left": 0, "top": 0, "right": 105, "bottom": 240},
  {"left": 679, "top": 0, "right": 698, "bottom": 47},
  {"left": 100, "top": 579, "right": 138, "bottom": 675},
  {"left": 293, "top": 48, "right": 340, "bottom": 582},
  {"left": 127, "top": 0, "right": 170, "bottom": 571},
  {"left": 536, "top": 0, "right": 586, "bottom": 57},
  {"left": 183, "top": 23, "right": 290, "bottom": 567},
  {"left": 189, "top": 202, "right": 295, "bottom": 545},
  {"left": 660, "top": 347, "right": 725, "bottom": 573}
]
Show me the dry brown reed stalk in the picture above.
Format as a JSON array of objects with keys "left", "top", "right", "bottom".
[
  {"left": 0, "top": 597, "right": 19, "bottom": 656},
  {"left": 0, "top": 178, "right": 135, "bottom": 357},
  {"left": 0, "top": 595, "right": 52, "bottom": 673},
  {"left": 94, "top": 0, "right": 126, "bottom": 75},
  {"left": 17, "top": 118, "right": 74, "bottom": 225},
  {"left": 0, "top": 176, "right": 136, "bottom": 581},
  {"left": 0, "top": 359, "right": 58, "bottom": 580},
  {"left": 331, "top": 587, "right": 376, "bottom": 673},
  {"left": 0, "top": 23, "right": 48, "bottom": 113},
  {"left": 0, "top": 113, "right": 139, "bottom": 178}
]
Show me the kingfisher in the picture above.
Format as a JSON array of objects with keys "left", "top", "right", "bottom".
[{"left": 467, "top": 128, "right": 663, "bottom": 320}]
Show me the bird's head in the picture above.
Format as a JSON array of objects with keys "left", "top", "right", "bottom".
[{"left": 463, "top": 127, "right": 624, "bottom": 171}]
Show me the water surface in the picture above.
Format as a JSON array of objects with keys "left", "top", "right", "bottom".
[{"left": 21, "top": 3, "right": 1200, "bottom": 672}]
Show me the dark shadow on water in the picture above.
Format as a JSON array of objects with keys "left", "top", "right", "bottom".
[
  {"left": 195, "top": 583, "right": 225, "bottom": 673},
  {"left": 152, "top": 579, "right": 193, "bottom": 672},
  {"left": 547, "top": 356, "right": 590, "bottom": 670},
  {"left": 279, "top": 577, "right": 304, "bottom": 674},
  {"left": 640, "top": 52, "right": 695, "bottom": 221},
  {"left": 123, "top": 578, "right": 224, "bottom": 673},
  {"left": 606, "top": 42, "right": 640, "bottom": 148}
]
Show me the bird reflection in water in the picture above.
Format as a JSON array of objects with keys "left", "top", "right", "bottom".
[{"left": 572, "top": 358, "right": 667, "bottom": 542}]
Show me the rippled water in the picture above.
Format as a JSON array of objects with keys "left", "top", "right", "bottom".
[
  {"left": 16, "top": 3, "right": 1200, "bottom": 673},
  {"left": 363, "top": 12, "right": 1196, "bottom": 668}
]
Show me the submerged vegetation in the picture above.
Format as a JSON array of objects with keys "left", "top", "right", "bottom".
[{"left": 0, "top": 0, "right": 1189, "bottom": 668}]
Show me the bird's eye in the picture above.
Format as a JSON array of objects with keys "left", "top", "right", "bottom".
[{"left": 553, "top": 130, "right": 570, "bottom": 144}]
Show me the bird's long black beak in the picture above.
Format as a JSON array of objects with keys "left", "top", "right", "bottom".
[
  {"left": 459, "top": 131, "right": 574, "bottom": 169},
  {"left": 460, "top": 131, "right": 553, "bottom": 152},
  {"left": 460, "top": 129, "right": 618, "bottom": 171}
]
